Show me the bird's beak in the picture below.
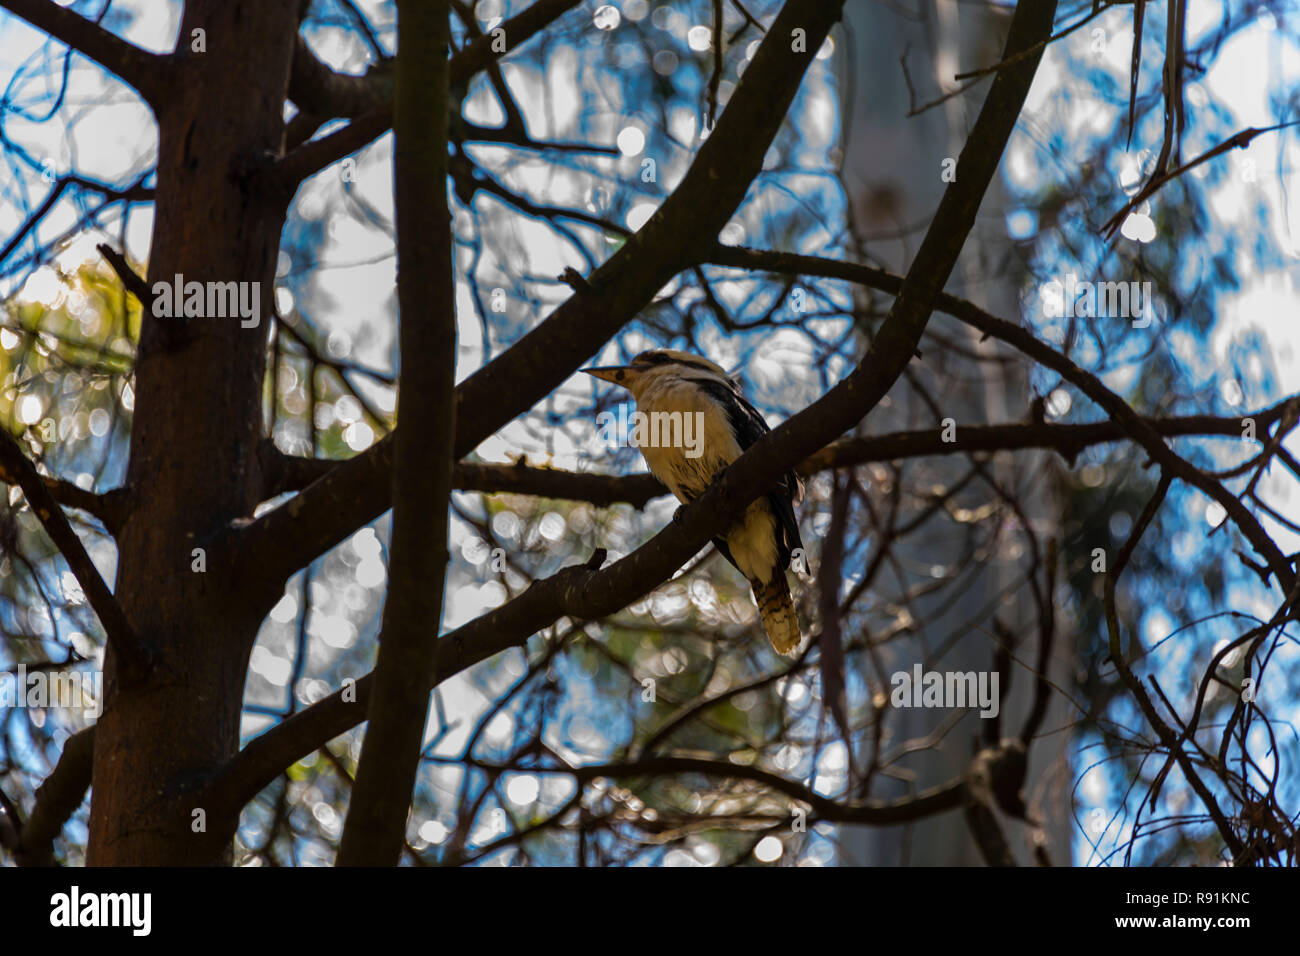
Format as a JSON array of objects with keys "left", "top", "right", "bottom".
[{"left": 581, "top": 365, "right": 632, "bottom": 386}]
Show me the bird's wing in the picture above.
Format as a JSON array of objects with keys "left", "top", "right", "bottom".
[{"left": 695, "top": 378, "right": 804, "bottom": 570}]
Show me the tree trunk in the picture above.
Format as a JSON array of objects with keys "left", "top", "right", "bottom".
[
  {"left": 87, "top": 0, "right": 300, "bottom": 866},
  {"left": 839, "top": 0, "right": 1070, "bottom": 865}
]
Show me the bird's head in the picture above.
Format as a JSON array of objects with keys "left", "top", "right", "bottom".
[{"left": 581, "top": 349, "right": 729, "bottom": 401}]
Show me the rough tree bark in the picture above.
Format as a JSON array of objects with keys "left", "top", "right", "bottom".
[{"left": 86, "top": 1, "right": 304, "bottom": 866}]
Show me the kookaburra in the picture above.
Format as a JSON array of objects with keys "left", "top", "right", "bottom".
[{"left": 583, "top": 349, "right": 804, "bottom": 655}]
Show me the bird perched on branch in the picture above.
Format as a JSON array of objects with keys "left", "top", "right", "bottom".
[{"left": 583, "top": 349, "right": 804, "bottom": 655}]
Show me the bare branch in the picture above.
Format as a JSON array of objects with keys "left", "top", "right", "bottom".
[
  {"left": 953, "top": 0, "right": 1120, "bottom": 81},
  {"left": 468, "top": 753, "right": 966, "bottom": 826},
  {"left": 260, "top": 405, "right": 1298, "bottom": 508},
  {"left": 0, "top": 430, "right": 151, "bottom": 679},
  {"left": 1103, "top": 473, "right": 1246, "bottom": 858},
  {"left": 273, "top": 0, "right": 583, "bottom": 188},
  {"left": 708, "top": 246, "right": 1298, "bottom": 591},
  {"left": 0, "top": 176, "right": 151, "bottom": 268},
  {"left": 1102, "top": 121, "right": 1299, "bottom": 238},
  {"left": 0, "top": 0, "right": 171, "bottom": 106},
  {"left": 96, "top": 241, "right": 154, "bottom": 314}
]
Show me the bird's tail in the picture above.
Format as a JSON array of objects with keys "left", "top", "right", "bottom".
[{"left": 753, "top": 572, "right": 801, "bottom": 656}]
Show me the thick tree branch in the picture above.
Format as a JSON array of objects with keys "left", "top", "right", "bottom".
[
  {"left": 288, "top": 33, "right": 388, "bottom": 119},
  {"left": 336, "top": 0, "right": 457, "bottom": 867},
  {"left": 0, "top": 0, "right": 171, "bottom": 106},
  {"left": 210, "top": 589, "right": 1041, "bottom": 834}
]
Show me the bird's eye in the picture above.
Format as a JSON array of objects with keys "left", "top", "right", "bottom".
[{"left": 615, "top": 370, "right": 624, "bottom": 381}]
